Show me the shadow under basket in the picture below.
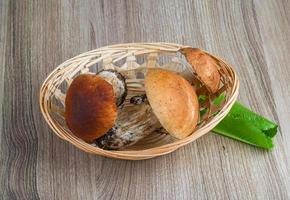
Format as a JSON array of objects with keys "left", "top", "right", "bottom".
[{"left": 39, "top": 43, "right": 239, "bottom": 160}]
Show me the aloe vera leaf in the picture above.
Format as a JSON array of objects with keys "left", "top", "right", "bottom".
[{"left": 212, "top": 101, "right": 278, "bottom": 149}]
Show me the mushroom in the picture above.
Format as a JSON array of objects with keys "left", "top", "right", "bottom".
[
  {"left": 180, "top": 48, "right": 221, "bottom": 93},
  {"left": 65, "top": 74, "right": 117, "bottom": 142},
  {"left": 65, "top": 70, "right": 162, "bottom": 149},
  {"left": 144, "top": 69, "right": 199, "bottom": 139}
]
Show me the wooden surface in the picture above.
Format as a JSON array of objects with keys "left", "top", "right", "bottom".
[{"left": 1, "top": 0, "right": 290, "bottom": 199}]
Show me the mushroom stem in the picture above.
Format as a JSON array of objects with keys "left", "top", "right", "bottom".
[
  {"left": 97, "top": 70, "right": 127, "bottom": 106},
  {"left": 95, "top": 103, "right": 161, "bottom": 150}
]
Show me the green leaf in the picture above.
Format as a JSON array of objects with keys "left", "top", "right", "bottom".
[
  {"left": 198, "top": 95, "right": 207, "bottom": 103},
  {"left": 213, "top": 93, "right": 225, "bottom": 106},
  {"left": 199, "top": 108, "right": 208, "bottom": 118},
  {"left": 212, "top": 101, "right": 278, "bottom": 149}
]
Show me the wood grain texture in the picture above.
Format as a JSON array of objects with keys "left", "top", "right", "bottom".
[{"left": 1, "top": 0, "right": 290, "bottom": 199}]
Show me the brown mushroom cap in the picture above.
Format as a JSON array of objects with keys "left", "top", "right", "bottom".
[
  {"left": 180, "top": 47, "right": 221, "bottom": 93},
  {"left": 65, "top": 74, "right": 117, "bottom": 142},
  {"left": 144, "top": 69, "right": 199, "bottom": 139}
]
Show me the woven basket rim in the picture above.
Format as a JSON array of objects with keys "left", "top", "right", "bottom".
[{"left": 39, "top": 42, "right": 239, "bottom": 160}]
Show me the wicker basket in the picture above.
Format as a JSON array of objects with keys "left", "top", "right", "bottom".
[{"left": 39, "top": 43, "right": 239, "bottom": 160}]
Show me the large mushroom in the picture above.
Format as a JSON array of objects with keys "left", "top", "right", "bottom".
[
  {"left": 65, "top": 74, "right": 118, "bottom": 142},
  {"left": 180, "top": 48, "right": 221, "bottom": 93},
  {"left": 65, "top": 70, "right": 161, "bottom": 149},
  {"left": 144, "top": 69, "right": 199, "bottom": 139}
]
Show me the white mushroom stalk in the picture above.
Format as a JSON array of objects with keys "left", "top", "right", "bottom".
[
  {"left": 97, "top": 70, "right": 127, "bottom": 106},
  {"left": 95, "top": 103, "right": 161, "bottom": 150}
]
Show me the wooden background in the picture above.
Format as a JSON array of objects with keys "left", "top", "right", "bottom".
[{"left": 1, "top": 0, "right": 290, "bottom": 199}]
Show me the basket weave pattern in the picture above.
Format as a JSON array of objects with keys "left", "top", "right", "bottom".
[{"left": 40, "top": 43, "right": 239, "bottom": 160}]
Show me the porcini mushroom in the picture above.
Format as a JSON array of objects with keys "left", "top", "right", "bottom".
[
  {"left": 65, "top": 70, "right": 161, "bottom": 149},
  {"left": 65, "top": 74, "right": 117, "bottom": 142},
  {"left": 144, "top": 69, "right": 199, "bottom": 139},
  {"left": 180, "top": 48, "right": 221, "bottom": 93}
]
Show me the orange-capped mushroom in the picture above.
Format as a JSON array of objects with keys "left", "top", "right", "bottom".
[
  {"left": 144, "top": 69, "right": 199, "bottom": 139},
  {"left": 180, "top": 47, "right": 221, "bottom": 93}
]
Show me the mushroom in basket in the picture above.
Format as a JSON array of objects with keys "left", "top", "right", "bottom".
[
  {"left": 144, "top": 68, "right": 199, "bottom": 139},
  {"left": 180, "top": 47, "right": 221, "bottom": 93},
  {"left": 65, "top": 73, "right": 118, "bottom": 143},
  {"left": 65, "top": 70, "right": 161, "bottom": 149}
]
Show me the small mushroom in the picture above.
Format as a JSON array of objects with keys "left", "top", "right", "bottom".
[
  {"left": 180, "top": 48, "right": 221, "bottom": 93},
  {"left": 65, "top": 74, "right": 117, "bottom": 142},
  {"left": 144, "top": 69, "right": 199, "bottom": 139}
]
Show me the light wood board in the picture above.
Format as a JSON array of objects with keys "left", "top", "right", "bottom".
[{"left": 1, "top": 0, "right": 289, "bottom": 199}]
